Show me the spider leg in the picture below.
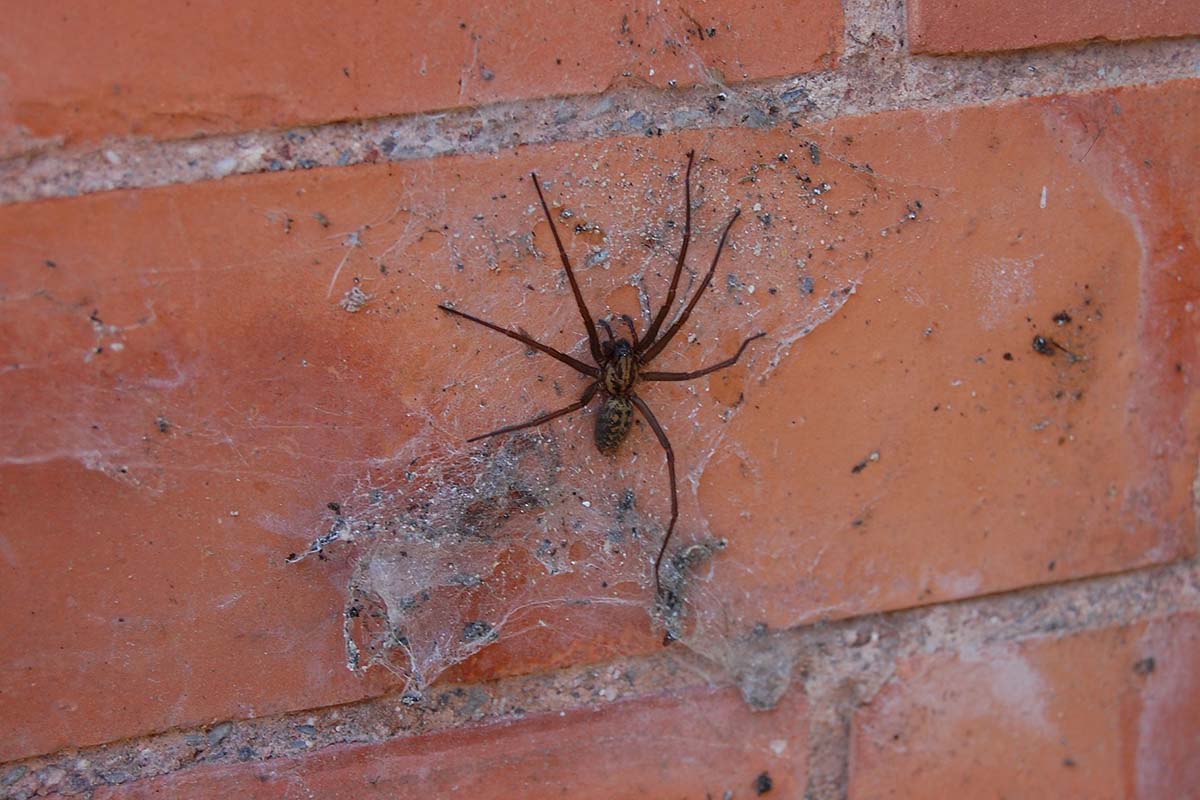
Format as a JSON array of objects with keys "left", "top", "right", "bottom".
[
  {"left": 468, "top": 382, "right": 600, "bottom": 442},
  {"left": 619, "top": 314, "right": 639, "bottom": 348},
  {"left": 439, "top": 304, "right": 598, "bottom": 378},
  {"left": 641, "top": 208, "right": 741, "bottom": 362},
  {"left": 629, "top": 393, "right": 677, "bottom": 595},
  {"left": 641, "top": 332, "right": 766, "bottom": 381},
  {"left": 598, "top": 318, "right": 616, "bottom": 343},
  {"left": 530, "top": 172, "right": 604, "bottom": 364},
  {"left": 638, "top": 150, "right": 695, "bottom": 354}
]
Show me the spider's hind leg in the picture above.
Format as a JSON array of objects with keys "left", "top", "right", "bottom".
[
  {"left": 629, "top": 394, "right": 678, "bottom": 596},
  {"left": 467, "top": 382, "right": 600, "bottom": 443}
]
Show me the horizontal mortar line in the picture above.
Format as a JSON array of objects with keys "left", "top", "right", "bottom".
[
  {"left": 3, "top": 555, "right": 1197, "bottom": 796},
  {"left": 1, "top": 36, "right": 1198, "bottom": 206}
]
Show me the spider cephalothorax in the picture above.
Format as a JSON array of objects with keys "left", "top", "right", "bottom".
[{"left": 440, "top": 151, "right": 764, "bottom": 596}]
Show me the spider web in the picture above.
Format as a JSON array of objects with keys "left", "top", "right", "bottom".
[{"left": 282, "top": 136, "right": 916, "bottom": 705}]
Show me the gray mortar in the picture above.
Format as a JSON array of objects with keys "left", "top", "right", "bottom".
[
  {"left": 2, "top": 559, "right": 1197, "bottom": 798},
  {"left": 1, "top": 13, "right": 1198, "bottom": 204}
]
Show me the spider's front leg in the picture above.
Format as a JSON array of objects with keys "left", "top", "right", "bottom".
[
  {"left": 530, "top": 173, "right": 604, "bottom": 364},
  {"left": 439, "top": 304, "right": 599, "bottom": 378},
  {"left": 639, "top": 150, "right": 695, "bottom": 352},
  {"left": 640, "top": 332, "right": 766, "bottom": 382}
]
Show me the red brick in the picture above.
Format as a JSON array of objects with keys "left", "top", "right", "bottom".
[
  {"left": 2, "top": 80, "right": 1197, "bottom": 760},
  {"left": 909, "top": 0, "right": 1200, "bottom": 54},
  {"left": 0, "top": 0, "right": 842, "bottom": 156},
  {"left": 848, "top": 613, "right": 1200, "bottom": 799},
  {"left": 97, "top": 686, "right": 807, "bottom": 798},
  {"left": 714, "top": 79, "right": 1200, "bottom": 630}
]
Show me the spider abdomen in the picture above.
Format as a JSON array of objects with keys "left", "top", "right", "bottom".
[{"left": 595, "top": 396, "right": 634, "bottom": 453}]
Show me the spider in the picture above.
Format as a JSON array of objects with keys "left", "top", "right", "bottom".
[{"left": 439, "top": 150, "right": 765, "bottom": 597}]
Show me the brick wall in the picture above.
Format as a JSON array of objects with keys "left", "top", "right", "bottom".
[{"left": 1, "top": 1, "right": 1198, "bottom": 797}]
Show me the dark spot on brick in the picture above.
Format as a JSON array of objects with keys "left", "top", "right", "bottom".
[
  {"left": 1133, "top": 657, "right": 1156, "bottom": 675},
  {"left": 1002, "top": 352, "right": 1014, "bottom": 361},
  {"left": 755, "top": 771, "right": 774, "bottom": 794},
  {"left": 463, "top": 620, "right": 496, "bottom": 643}
]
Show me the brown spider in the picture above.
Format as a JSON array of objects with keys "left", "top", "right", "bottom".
[{"left": 439, "top": 151, "right": 765, "bottom": 596}]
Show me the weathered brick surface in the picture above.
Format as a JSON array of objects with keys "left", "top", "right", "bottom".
[
  {"left": 848, "top": 613, "right": 1200, "bottom": 799},
  {"left": 909, "top": 0, "right": 1200, "bottom": 54},
  {"left": 1, "top": 79, "right": 1197, "bottom": 762},
  {"left": 0, "top": 0, "right": 841, "bottom": 156},
  {"left": 95, "top": 686, "right": 807, "bottom": 798},
  {"left": 721, "top": 79, "right": 1200, "bottom": 630}
]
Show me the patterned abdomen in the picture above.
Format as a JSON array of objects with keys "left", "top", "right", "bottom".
[{"left": 595, "top": 396, "right": 634, "bottom": 453}]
